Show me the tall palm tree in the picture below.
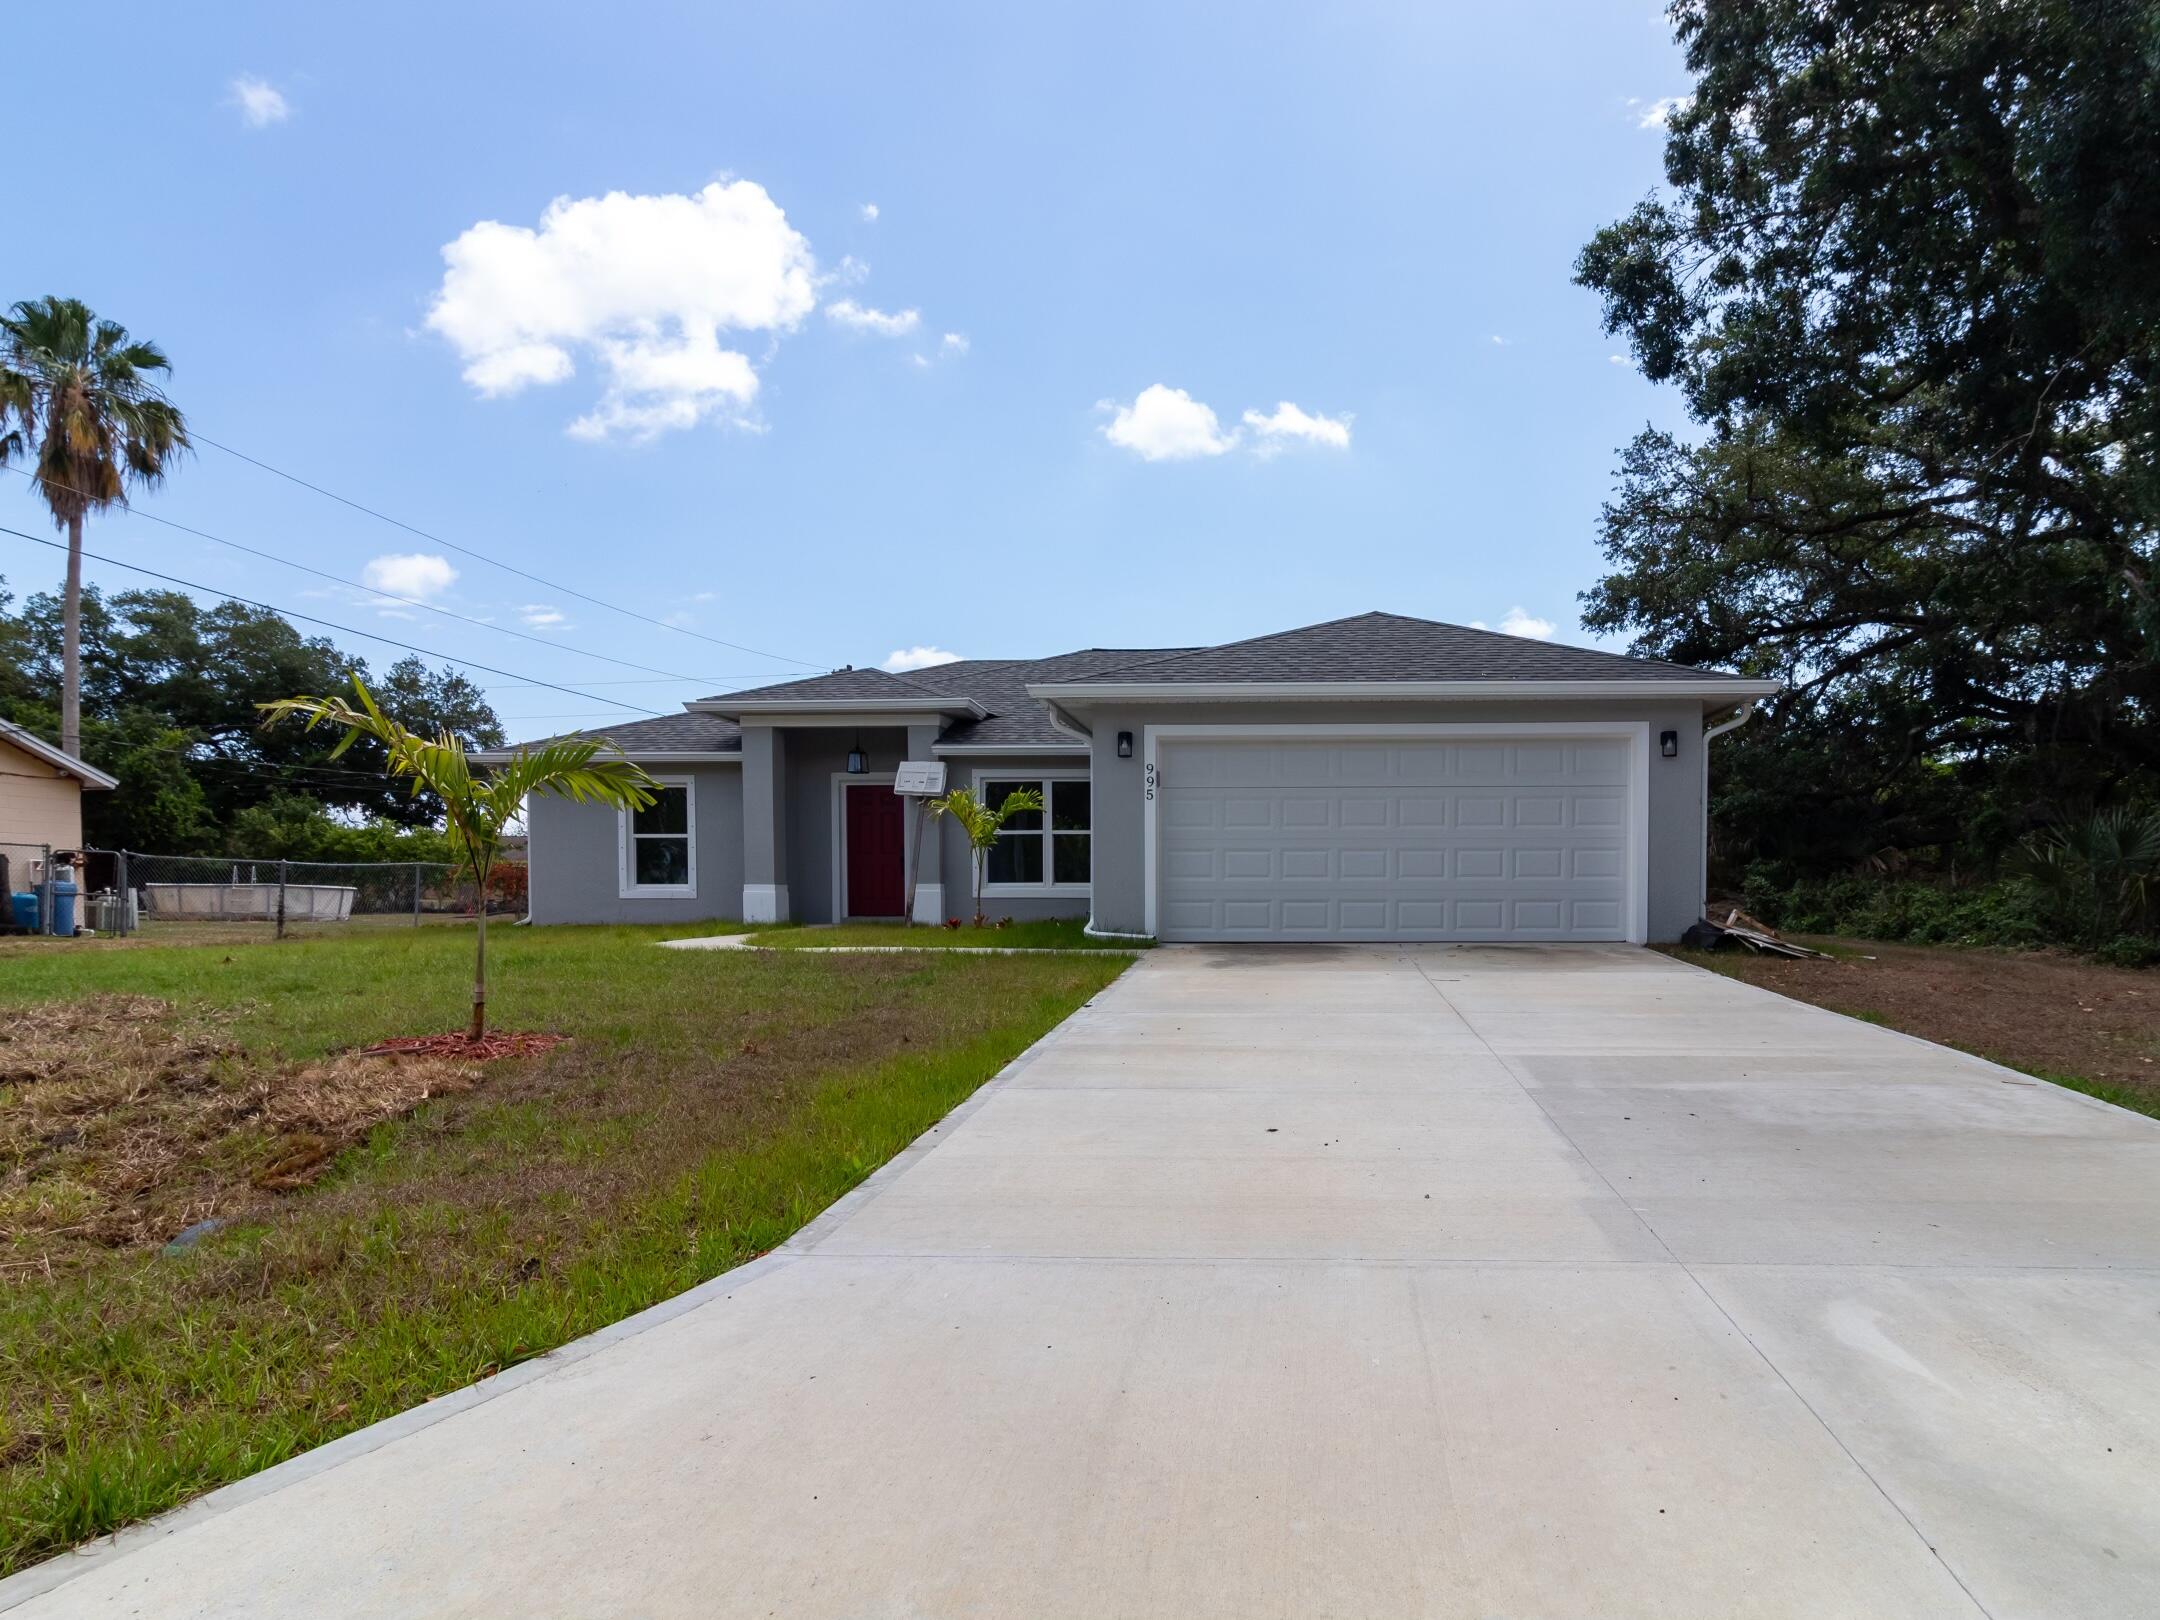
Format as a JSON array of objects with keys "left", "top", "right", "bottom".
[
  {"left": 0, "top": 296, "right": 190, "bottom": 759},
  {"left": 262, "top": 676, "right": 657, "bottom": 1040}
]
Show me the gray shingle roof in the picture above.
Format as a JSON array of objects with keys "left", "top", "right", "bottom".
[
  {"left": 489, "top": 710, "right": 742, "bottom": 757},
  {"left": 912, "top": 650, "right": 1193, "bottom": 748},
  {"left": 499, "top": 612, "right": 1755, "bottom": 757},
  {"left": 1068, "top": 611, "right": 1733, "bottom": 685},
  {"left": 699, "top": 666, "right": 962, "bottom": 705}
]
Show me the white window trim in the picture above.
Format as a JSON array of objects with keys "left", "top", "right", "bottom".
[
  {"left": 1140, "top": 723, "right": 1651, "bottom": 944},
  {"left": 972, "top": 767, "right": 1093, "bottom": 896},
  {"left": 618, "top": 774, "right": 698, "bottom": 899},
  {"left": 829, "top": 771, "right": 901, "bottom": 922}
]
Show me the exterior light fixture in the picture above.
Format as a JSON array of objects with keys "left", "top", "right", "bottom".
[
  {"left": 1660, "top": 730, "right": 1679, "bottom": 758},
  {"left": 847, "top": 731, "right": 868, "bottom": 775},
  {"left": 1116, "top": 731, "right": 1133, "bottom": 759}
]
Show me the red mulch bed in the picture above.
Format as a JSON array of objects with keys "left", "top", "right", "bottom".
[{"left": 357, "top": 1032, "right": 568, "bottom": 1062}]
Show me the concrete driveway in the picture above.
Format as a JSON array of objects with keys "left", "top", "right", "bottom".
[{"left": 10, "top": 946, "right": 2160, "bottom": 1618}]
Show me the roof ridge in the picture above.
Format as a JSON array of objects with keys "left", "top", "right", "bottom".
[
  {"left": 1373, "top": 610, "right": 1702, "bottom": 673},
  {"left": 1072, "top": 611, "right": 1709, "bottom": 680},
  {"left": 876, "top": 664, "right": 972, "bottom": 699},
  {"left": 1078, "top": 611, "right": 1396, "bottom": 679}
]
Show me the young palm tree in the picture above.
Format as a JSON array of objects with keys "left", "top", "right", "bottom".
[
  {"left": 0, "top": 296, "right": 190, "bottom": 759},
  {"left": 262, "top": 676, "right": 657, "bottom": 1040},
  {"left": 926, "top": 783, "right": 1045, "bottom": 926}
]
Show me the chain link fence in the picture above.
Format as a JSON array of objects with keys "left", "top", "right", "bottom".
[
  {"left": 2, "top": 844, "right": 527, "bottom": 941},
  {"left": 1, "top": 842, "right": 65, "bottom": 936}
]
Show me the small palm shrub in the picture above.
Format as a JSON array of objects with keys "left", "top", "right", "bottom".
[
  {"left": 926, "top": 785, "right": 1044, "bottom": 927},
  {"left": 2018, "top": 807, "right": 2160, "bottom": 954}
]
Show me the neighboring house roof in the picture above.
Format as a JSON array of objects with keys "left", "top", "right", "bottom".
[
  {"left": 489, "top": 612, "right": 1773, "bottom": 760},
  {"left": 0, "top": 720, "right": 119, "bottom": 790}
]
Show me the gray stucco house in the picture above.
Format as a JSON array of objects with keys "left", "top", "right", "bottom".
[{"left": 490, "top": 612, "right": 1777, "bottom": 943}]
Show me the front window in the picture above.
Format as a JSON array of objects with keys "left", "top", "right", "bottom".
[
  {"left": 621, "top": 778, "right": 695, "bottom": 895},
  {"left": 984, "top": 776, "right": 1089, "bottom": 888}
]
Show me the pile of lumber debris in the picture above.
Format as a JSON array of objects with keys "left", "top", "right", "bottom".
[{"left": 1680, "top": 908, "right": 1827, "bottom": 958}]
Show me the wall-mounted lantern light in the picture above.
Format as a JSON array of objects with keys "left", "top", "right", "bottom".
[
  {"left": 847, "top": 730, "right": 868, "bottom": 775},
  {"left": 1660, "top": 730, "right": 1679, "bottom": 759},
  {"left": 1116, "top": 730, "right": 1134, "bottom": 759}
]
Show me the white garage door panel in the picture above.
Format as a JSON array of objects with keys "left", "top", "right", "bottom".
[{"left": 1157, "top": 739, "right": 1634, "bottom": 942}]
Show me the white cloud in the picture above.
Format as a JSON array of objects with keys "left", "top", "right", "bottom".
[
  {"left": 1102, "top": 386, "right": 1353, "bottom": 462},
  {"left": 1633, "top": 94, "right": 1694, "bottom": 129},
  {"left": 1101, "top": 385, "right": 1240, "bottom": 461},
  {"left": 826, "top": 299, "right": 921, "bottom": 337},
  {"left": 520, "top": 604, "right": 569, "bottom": 630},
  {"left": 1489, "top": 335, "right": 1509, "bottom": 346},
  {"left": 1470, "top": 607, "right": 1558, "bottom": 640},
  {"left": 1608, "top": 353, "right": 1631, "bottom": 365},
  {"left": 229, "top": 76, "right": 290, "bottom": 129},
  {"left": 941, "top": 332, "right": 969, "bottom": 354},
  {"left": 882, "top": 645, "right": 964, "bottom": 672},
  {"left": 1242, "top": 401, "right": 1352, "bottom": 454},
  {"left": 426, "top": 179, "right": 817, "bottom": 440},
  {"left": 361, "top": 553, "right": 457, "bottom": 601},
  {"left": 859, "top": 203, "right": 880, "bottom": 222}
]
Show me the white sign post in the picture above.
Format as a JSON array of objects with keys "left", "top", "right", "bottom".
[{"left": 893, "top": 762, "right": 947, "bottom": 926}]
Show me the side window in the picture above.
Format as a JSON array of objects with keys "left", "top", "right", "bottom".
[
  {"left": 622, "top": 780, "right": 694, "bottom": 893},
  {"left": 982, "top": 776, "right": 1089, "bottom": 887}
]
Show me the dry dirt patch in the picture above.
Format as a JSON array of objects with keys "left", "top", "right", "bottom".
[
  {"left": 1670, "top": 939, "right": 2160, "bottom": 1111},
  {"left": 0, "top": 995, "right": 493, "bottom": 1263}
]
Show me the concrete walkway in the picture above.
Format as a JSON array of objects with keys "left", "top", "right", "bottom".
[{"left": 11, "top": 946, "right": 2160, "bottom": 1617}]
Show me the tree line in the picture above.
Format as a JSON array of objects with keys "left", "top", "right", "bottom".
[
  {"left": 1576, "top": 0, "right": 2159, "bottom": 949},
  {"left": 0, "top": 576, "right": 502, "bottom": 859}
]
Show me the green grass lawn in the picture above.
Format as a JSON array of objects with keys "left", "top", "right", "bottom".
[
  {"left": 756, "top": 918, "right": 1149, "bottom": 950},
  {"left": 0, "top": 924, "right": 1126, "bottom": 1574}
]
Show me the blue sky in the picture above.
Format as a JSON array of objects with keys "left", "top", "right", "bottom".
[{"left": 4, "top": 2, "right": 1696, "bottom": 740}]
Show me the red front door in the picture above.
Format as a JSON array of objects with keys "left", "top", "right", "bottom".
[{"left": 844, "top": 784, "right": 906, "bottom": 917}]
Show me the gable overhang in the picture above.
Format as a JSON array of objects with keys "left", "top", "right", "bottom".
[
  {"left": 932, "top": 743, "right": 1090, "bottom": 756},
  {"left": 1025, "top": 678, "right": 1784, "bottom": 705},
  {"left": 689, "top": 698, "right": 987, "bottom": 724},
  {"left": 0, "top": 724, "right": 118, "bottom": 790},
  {"left": 468, "top": 748, "right": 742, "bottom": 766}
]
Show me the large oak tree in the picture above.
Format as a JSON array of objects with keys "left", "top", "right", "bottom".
[{"left": 1577, "top": 0, "right": 2160, "bottom": 875}]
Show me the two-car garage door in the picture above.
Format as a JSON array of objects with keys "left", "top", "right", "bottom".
[{"left": 1156, "top": 736, "right": 1636, "bottom": 942}]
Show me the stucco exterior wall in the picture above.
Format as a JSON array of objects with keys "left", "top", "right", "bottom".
[
  {"left": 772, "top": 731, "right": 1091, "bottom": 924},
  {"left": 524, "top": 764, "right": 745, "bottom": 926},
  {"left": 519, "top": 702, "right": 1718, "bottom": 941},
  {"left": 0, "top": 736, "right": 85, "bottom": 850},
  {"left": 1079, "top": 699, "right": 1711, "bottom": 942}
]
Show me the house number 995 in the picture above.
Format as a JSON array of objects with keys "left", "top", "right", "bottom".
[{"left": 1144, "top": 760, "right": 1156, "bottom": 801}]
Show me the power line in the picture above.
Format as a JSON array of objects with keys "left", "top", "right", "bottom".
[
  {"left": 0, "top": 522, "right": 670, "bottom": 718},
  {"left": 489, "top": 677, "right": 756, "bottom": 689},
  {"left": 190, "top": 432, "right": 825, "bottom": 670},
  {"left": 0, "top": 338, "right": 822, "bottom": 672},
  {"left": 2, "top": 464, "right": 730, "bottom": 690}
]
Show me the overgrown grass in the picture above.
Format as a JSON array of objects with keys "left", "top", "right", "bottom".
[
  {"left": 0, "top": 925, "right": 1125, "bottom": 1573},
  {"left": 757, "top": 918, "right": 1148, "bottom": 950}
]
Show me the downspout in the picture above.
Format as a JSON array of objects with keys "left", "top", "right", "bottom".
[
  {"left": 1700, "top": 700, "right": 1758, "bottom": 918},
  {"left": 1042, "top": 700, "right": 1093, "bottom": 744}
]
